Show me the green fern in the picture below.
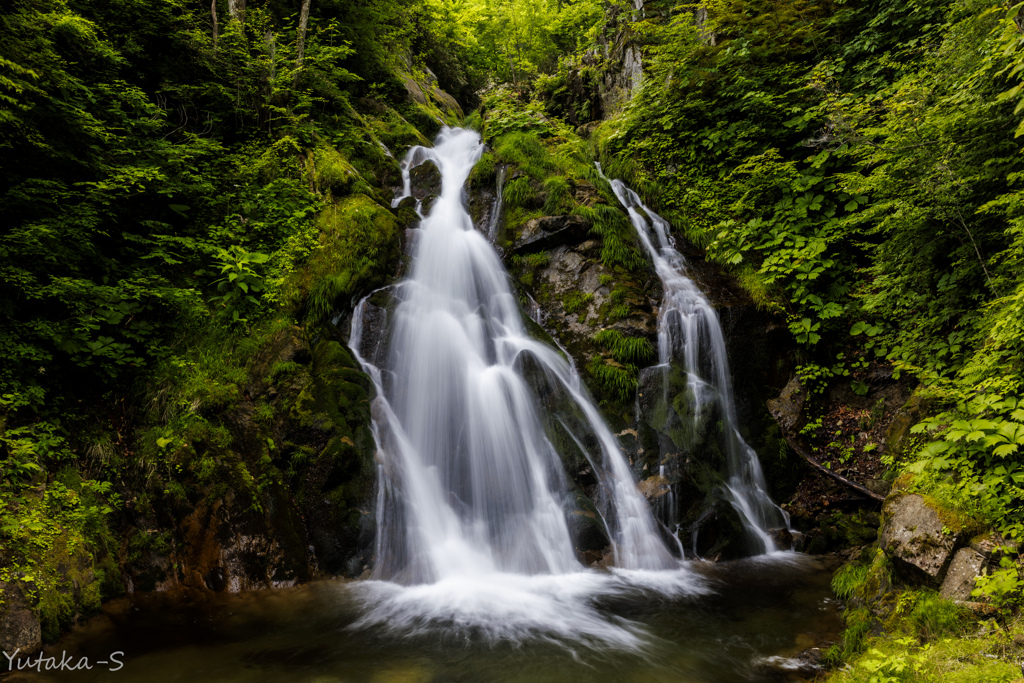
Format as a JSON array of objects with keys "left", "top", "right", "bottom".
[
  {"left": 504, "top": 176, "right": 537, "bottom": 209},
  {"left": 594, "top": 329, "right": 655, "bottom": 365},
  {"left": 543, "top": 176, "right": 575, "bottom": 215},
  {"left": 573, "top": 204, "right": 646, "bottom": 271},
  {"left": 586, "top": 356, "right": 638, "bottom": 403}
]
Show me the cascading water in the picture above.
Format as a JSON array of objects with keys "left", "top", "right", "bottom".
[
  {"left": 344, "top": 128, "right": 707, "bottom": 648},
  {"left": 488, "top": 164, "right": 506, "bottom": 241},
  {"left": 603, "top": 174, "right": 792, "bottom": 554},
  {"left": 354, "top": 126, "right": 675, "bottom": 582},
  {"left": 11, "top": 131, "right": 843, "bottom": 683}
]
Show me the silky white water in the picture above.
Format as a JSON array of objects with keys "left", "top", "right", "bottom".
[
  {"left": 603, "top": 175, "right": 792, "bottom": 554},
  {"left": 348, "top": 128, "right": 698, "bottom": 645}
]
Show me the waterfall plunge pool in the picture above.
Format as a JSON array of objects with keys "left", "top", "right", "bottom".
[{"left": 6, "top": 553, "right": 841, "bottom": 682}]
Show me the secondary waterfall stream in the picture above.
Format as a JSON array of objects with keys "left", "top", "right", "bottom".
[{"left": 602, "top": 173, "right": 792, "bottom": 553}]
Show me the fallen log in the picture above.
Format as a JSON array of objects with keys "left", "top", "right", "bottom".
[{"left": 778, "top": 429, "right": 885, "bottom": 504}]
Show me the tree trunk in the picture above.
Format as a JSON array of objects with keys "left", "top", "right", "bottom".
[
  {"left": 296, "top": 0, "right": 312, "bottom": 67},
  {"left": 227, "top": 0, "right": 245, "bottom": 24},
  {"left": 777, "top": 427, "right": 885, "bottom": 504},
  {"left": 211, "top": 0, "right": 219, "bottom": 47}
]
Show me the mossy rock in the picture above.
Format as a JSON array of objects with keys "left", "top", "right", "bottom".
[
  {"left": 291, "top": 194, "right": 401, "bottom": 323},
  {"left": 289, "top": 340, "right": 377, "bottom": 575}
]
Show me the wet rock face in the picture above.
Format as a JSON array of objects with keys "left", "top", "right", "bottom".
[
  {"left": 530, "top": 242, "right": 658, "bottom": 352},
  {"left": 0, "top": 583, "right": 41, "bottom": 655},
  {"left": 177, "top": 487, "right": 310, "bottom": 593},
  {"left": 880, "top": 494, "right": 961, "bottom": 586},
  {"left": 514, "top": 215, "right": 591, "bottom": 253},
  {"left": 500, "top": 200, "right": 795, "bottom": 558}
]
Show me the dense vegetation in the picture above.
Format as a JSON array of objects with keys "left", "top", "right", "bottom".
[
  {"left": 7, "top": 0, "right": 1024, "bottom": 677},
  {"left": 0, "top": 0, "right": 463, "bottom": 637},
  {"left": 589, "top": 1, "right": 1024, "bottom": 679},
  {"left": 599, "top": 0, "right": 1024, "bottom": 544}
]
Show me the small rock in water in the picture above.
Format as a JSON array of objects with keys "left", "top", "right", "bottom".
[{"left": 769, "top": 527, "right": 794, "bottom": 551}]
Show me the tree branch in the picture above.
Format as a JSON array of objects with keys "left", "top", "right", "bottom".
[{"left": 779, "top": 427, "right": 885, "bottom": 503}]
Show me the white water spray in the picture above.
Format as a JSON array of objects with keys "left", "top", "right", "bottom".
[{"left": 604, "top": 175, "right": 791, "bottom": 553}]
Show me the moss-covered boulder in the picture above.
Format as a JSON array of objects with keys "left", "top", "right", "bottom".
[{"left": 880, "top": 493, "right": 963, "bottom": 587}]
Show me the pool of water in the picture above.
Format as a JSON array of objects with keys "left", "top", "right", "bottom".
[{"left": 5, "top": 554, "right": 841, "bottom": 683}]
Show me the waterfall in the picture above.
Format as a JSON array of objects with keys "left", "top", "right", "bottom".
[
  {"left": 488, "top": 164, "right": 506, "bottom": 241},
  {"left": 349, "top": 128, "right": 676, "bottom": 587},
  {"left": 604, "top": 175, "right": 791, "bottom": 554}
]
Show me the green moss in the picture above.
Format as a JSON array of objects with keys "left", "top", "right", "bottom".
[
  {"left": 827, "top": 602, "right": 1011, "bottom": 683},
  {"left": 365, "top": 106, "right": 431, "bottom": 155},
  {"left": 563, "top": 291, "right": 594, "bottom": 315},
  {"left": 36, "top": 533, "right": 103, "bottom": 643},
  {"left": 493, "top": 131, "right": 558, "bottom": 180},
  {"left": 311, "top": 146, "right": 362, "bottom": 196},
  {"left": 291, "top": 194, "right": 400, "bottom": 324},
  {"left": 468, "top": 150, "right": 497, "bottom": 188},
  {"left": 542, "top": 176, "right": 575, "bottom": 215}
]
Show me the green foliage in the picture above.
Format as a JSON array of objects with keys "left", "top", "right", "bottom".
[
  {"left": 211, "top": 246, "right": 271, "bottom": 324},
  {"left": 833, "top": 562, "right": 871, "bottom": 601},
  {"left": 563, "top": 291, "right": 594, "bottom": 315},
  {"left": 586, "top": 356, "right": 637, "bottom": 404},
  {"left": 295, "top": 195, "right": 400, "bottom": 324},
  {"left": 854, "top": 638, "right": 929, "bottom": 683},
  {"left": 972, "top": 553, "right": 1024, "bottom": 616},
  {"left": 574, "top": 203, "right": 646, "bottom": 271},
  {"left": 594, "top": 329, "right": 655, "bottom": 365},
  {"left": 543, "top": 176, "right": 575, "bottom": 215},
  {"left": 0, "top": 0, "right": 463, "bottom": 633},
  {"left": 595, "top": 0, "right": 1024, "bottom": 542},
  {"left": 429, "top": 0, "right": 604, "bottom": 88},
  {"left": 907, "top": 393, "right": 1024, "bottom": 540},
  {"left": 909, "top": 596, "right": 967, "bottom": 641}
]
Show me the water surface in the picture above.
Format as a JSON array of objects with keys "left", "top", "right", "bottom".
[{"left": 6, "top": 554, "right": 840, "bottom": 683}]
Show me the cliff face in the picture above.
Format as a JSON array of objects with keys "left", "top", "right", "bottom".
[{"left": 595, "top": 4, "right": 644, "bottom": 118}]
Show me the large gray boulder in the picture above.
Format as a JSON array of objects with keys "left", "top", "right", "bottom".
[
  {"left": 880, "top": 494, "right": 961, "bottom": 586},
  {"left": 939, "top": 548, "right": 987, "bottom": 601}
]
